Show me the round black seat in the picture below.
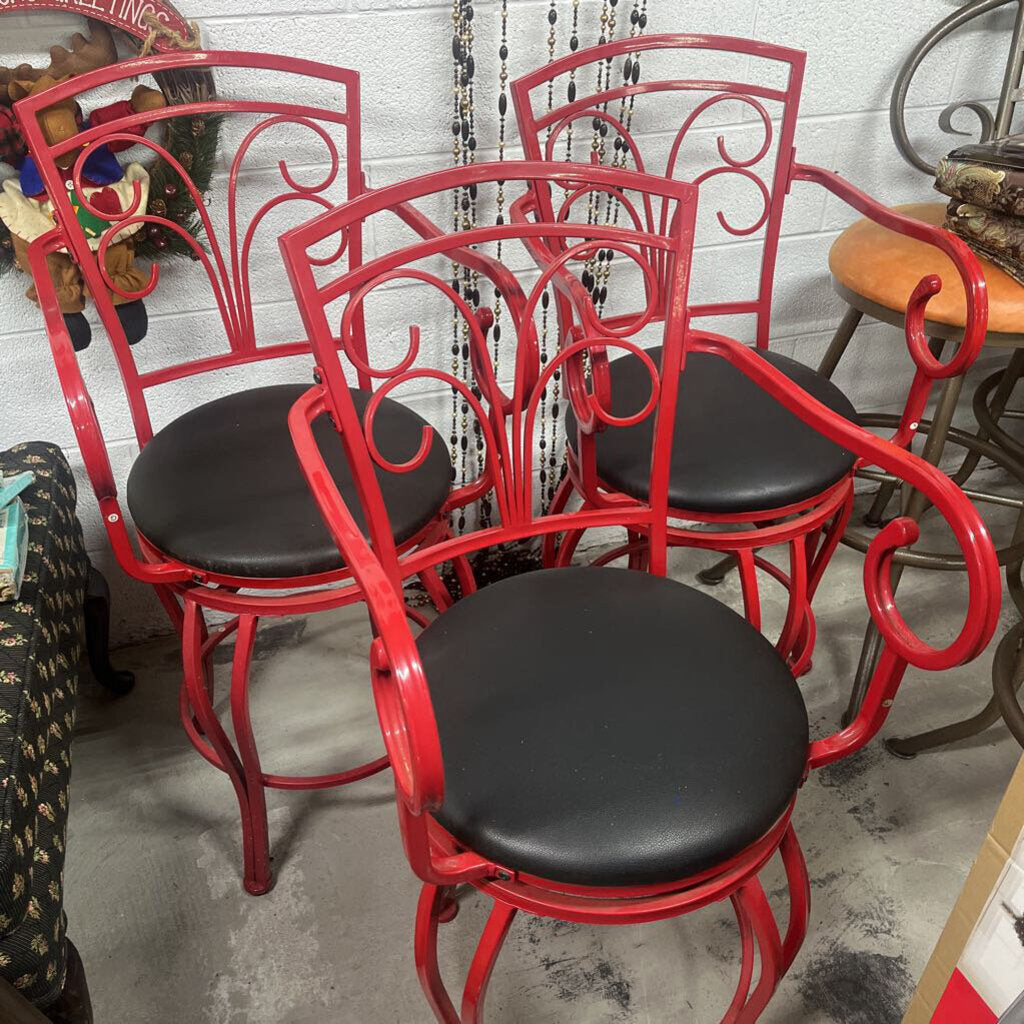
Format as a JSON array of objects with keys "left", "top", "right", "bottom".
[
  {"left": 419, "top": 566, "right": 809, "bottom": 887},
  {"left": 127, "top": 384, "right": 452, "bottom": 579},
  {"left": 566, "top": 347, "right": 858, "bottom": 514}
]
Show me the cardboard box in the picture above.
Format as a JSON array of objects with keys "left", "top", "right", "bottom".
[{"left": 903, "top": 756, "right": 1024, "bottom": 1023}]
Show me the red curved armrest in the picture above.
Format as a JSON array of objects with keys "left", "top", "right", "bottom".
[
  {"left": 792, "top": 163, "right": 989, "bottom": 449},
  {"left": 287, "top": 385, "right": 444, "bottom": 812},
  {"left": 289, "top": 384, "right": 509, "bottom": 885},
  {"left": 691, "top": 331, "right": 1001, "bottom": 766},
  {"left": 792, "top": 163, "right": 988, "bottom": 378}
]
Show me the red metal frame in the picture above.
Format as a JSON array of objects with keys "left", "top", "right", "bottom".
[
  {"left": 510, "top": 34, "right": 990, "bottom": 673},
  {"left": 15, "top": 50, "right": 518, "bottom": 896},
  {"left": 511, "top": 33, "right": 808, "bottom": 351},
  {"left": 281, "top": 159, "right": 999, "bottom": 1022}
]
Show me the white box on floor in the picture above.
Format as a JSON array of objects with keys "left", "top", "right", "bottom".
[{"left": 903, "top": 755, "right": 1024, "bottom": 1023}]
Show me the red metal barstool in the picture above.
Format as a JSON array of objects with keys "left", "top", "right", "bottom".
[
  {"left": 509, "top": 34, "right": 988, "bottom": 678},
  {"left": 281, "top": 160, "right": 1000, "bottom": 1022},
  {"left": 16, "top": 51, "right": 525, "bottom": 896}
]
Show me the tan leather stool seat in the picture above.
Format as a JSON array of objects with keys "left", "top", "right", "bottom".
[{"left": 829, "top": 201, "right": 1024, "bottom": 335}]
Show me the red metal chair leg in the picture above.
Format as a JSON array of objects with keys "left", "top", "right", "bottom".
[
  {"left": 197, "top": 612, "right": 219, "bottom": 702},
  {"left": 807, "top": 492, "right": 853, "bottom": 603},
  {"left": 626, "top": 529, "right": 650, "bottom": 571},
  {"left": 452, "top": 550, "right": 478, "bottom": 597},
  {"left": 541, "top": 474, "right": 576, "bottom": 567},
  {"left": 154, "top": 582, "right": 185, "bottom": 635},
  {"left": 779, "top": 826, "right": 810, "bottom": 974},
  {"left": 415, "top": 884, "right": 462, "bottom": 1024},
  {"left": 228, "top": 614, "right": 273, "bottom": 896},
  {"left": 415, "top": 884, "right": 518, "bottom": 1024},
  {"left": 731, "top": 878, "right": 783, "bottom": 1024},
  {"left": 792, "top": 492, "right": 853, "bottom": 676},
  {"left": 414, "top": 832, "right": 808, "bottom": 1024},
  {"left": 183, "top": 600, "right": 271, "bottom": 895},
  {"left": 723, "top": 893, "right": 756, "bottom": 1021},
  {"left": 438, "top": 888, "right": 461, "bottom": 924},
  {"left": 736, "top": 549, "right": 762, "bottom": 633},
  {"left": 461, "top": 900, "right": 518, "bottom": 1024},
  {"left": 419, "top": 566, "right": 458, "bottom": 612},
  {"left": 776, "top": 536, "right": 808, "bottom": 665}
]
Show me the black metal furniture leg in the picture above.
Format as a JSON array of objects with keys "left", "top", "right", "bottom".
[
  {"left": 953, "top": 348, "right": 1024, "bottom": 485},
  {"left": 697, "top": 553, "right": 737, "bottom": 586},
  {"left": 886, "top": 621, "right": 1024, "bottom": 757},
  {"left": 886, "top": 693, "right": 1008, "bottom": 758},
  {"left": 994, "top": 622, "right": 1024, "bottom": 747},
  {"left": 817, "top": 305, "right": 864, "bottom": 380},
  {"left": 862, "top": 477, "right": 902, "bottom": 529},
  {"left": 843, "top": 351, "right": 963, "bottom": 726},
  {"left": 83, "top": 564, "right": 135, "bottom": 696},
  {"left": 887, "top": 504, "right": 1024, "bottom": 754}
]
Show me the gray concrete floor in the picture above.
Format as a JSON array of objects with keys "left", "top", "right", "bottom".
[{"left": 66, "top": 493, "right": 1024, "bottom": 1023}]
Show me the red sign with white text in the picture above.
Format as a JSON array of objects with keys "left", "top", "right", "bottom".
[
  {"left": 0, "top": 0, "right": 192, "bottom": 49},
  {"left": 932, "top": 970, "right": 999, "bottom": 1024}
]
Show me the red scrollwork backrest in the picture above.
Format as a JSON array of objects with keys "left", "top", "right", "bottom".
[
  {"left": 15, "top": 50, "right": 366, "bottom": 452},
  {"left": 280, "top": 161, "right": 698, "bottom": 875},
  {"left": 282, "top": 161, "right": 698, "bottom": 587},
  {"left": 511, "top": 33, "right": 806, "bottom": 350}
]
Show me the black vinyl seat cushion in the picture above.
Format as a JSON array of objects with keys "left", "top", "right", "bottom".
[
  {"left": 127, "top": 384, "right": 451, "bottom": 579},
  {"left": 566, "top": 347, "right": 858, "bottom": 515},
  {"left": 419, "top": 567, "right": 809, "bottom": 887}
]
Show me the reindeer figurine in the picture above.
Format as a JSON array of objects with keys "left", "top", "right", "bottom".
[{"left": 0, "top": 24, "right": 166, "bottom": 350}]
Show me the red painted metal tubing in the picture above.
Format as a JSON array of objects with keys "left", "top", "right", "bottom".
[
  {"left": 20, "top": 51, "right": 519, "bottom": 896},
  {"left": 792, "top": 163, "right": 988, "bottom": 382},
  {"left": 274, "top": 109, "right": 996, "bottom": 1022}
]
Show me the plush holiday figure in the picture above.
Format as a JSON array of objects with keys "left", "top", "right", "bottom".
[{"left": 0, "top": 25, "right": 166, "bottom": 351}]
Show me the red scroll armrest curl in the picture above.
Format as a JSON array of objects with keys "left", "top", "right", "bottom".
[
  {"left": 691, "top": 331, "right": 1001, "bottom": 768},
  {"left": 792, "top": 163, "right": 989, "bottom": 447}
]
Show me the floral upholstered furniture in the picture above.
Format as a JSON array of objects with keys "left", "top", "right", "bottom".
[{"left": 0, "top": 442, "right": 98, "bottom": 1024}]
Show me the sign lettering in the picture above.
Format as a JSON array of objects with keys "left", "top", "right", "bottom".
[{"left": 0, "top": 0, "right": 192, "bottom": 50}]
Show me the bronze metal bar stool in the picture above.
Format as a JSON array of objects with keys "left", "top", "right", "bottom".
[{"left": 824, "top": 0, "right": 1024, "bottom": 752}]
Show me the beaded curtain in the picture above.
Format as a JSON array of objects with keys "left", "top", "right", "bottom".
[{"left": 448, "top": 0, "right": 650, "bottom": 572}]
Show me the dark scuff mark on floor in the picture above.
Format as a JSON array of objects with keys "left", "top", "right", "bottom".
[
  {"left": 524, "top": 916, "right": 581, "bottom": 946},
  {"left": 159, "top": 617, "right": 309, "bottom": 667},
  {"left": 811, "top": 868, "right": 846, "bottom": 890},
  {"left": 797, "top": 942, "right": 914, "bottom": 1024},
  {"left": 520, "top": 917, "right": 632, "bottom": 1016},
  {"left": 214, "top": 618, "right": 308, "bottom": 664},
  {"left": 847, "top": 891, "right": 899, "bottom": 940},
  {"left": 817, "top": 745, "right": 879, "bottom": 791},
  {"left": 704, "top": 913, "right": 744, "bottom": 964},
  {"left": 846, "top": 796, "right": 906, "bottom": 840},
  {"left": 538, "top": 956, "right": 633, "bottom": 1014}
]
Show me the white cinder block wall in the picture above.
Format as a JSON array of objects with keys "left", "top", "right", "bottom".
[{"left": 0, "top": 0, "right": 1015, "bottom": 644}]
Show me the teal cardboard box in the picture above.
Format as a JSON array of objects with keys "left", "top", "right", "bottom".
[{"left": 0, "top": 472, "right": 33, "bottom": 603}]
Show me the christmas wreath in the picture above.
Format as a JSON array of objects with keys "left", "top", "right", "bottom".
[{"left": 0, "top": 14, "right": 220, "bottom": 276}]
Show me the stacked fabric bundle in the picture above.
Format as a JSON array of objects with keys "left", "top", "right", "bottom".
[
  {"left": 935, "top": 135, "right": 1024, "bottom": 285},
  {"left": 0, "top": 471, "right": 31, "bottom": 602}
]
